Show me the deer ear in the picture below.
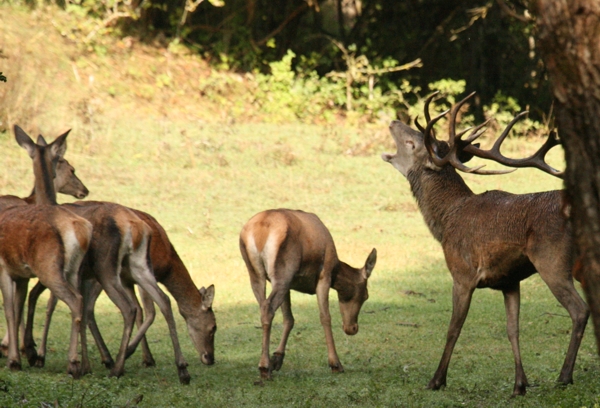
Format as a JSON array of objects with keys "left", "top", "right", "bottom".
[
  {"left": 14, "top": 125, "right": 36, "bottom": 158},
  {"left": 200, "top": 284, "right": 215, "bottom": 309},
  {"left": 458, "top": 143, "right": 480, "bottom": 164},
  {"left": 362, "top": 248, "right": 377, "bottom": 279},
  {"left": 49, "top": 129, "right": 71, "bottom": 159},
  {"left": 37, "top": 135, "right": 48, "bottom": 146}
]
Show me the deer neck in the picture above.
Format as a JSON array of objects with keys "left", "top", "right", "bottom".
[
  {"left": 31, "top": 149, "right": 58, "bottom": 206},
  {"left": 160, "top": 255, "right": 201, "bottom": 318},
  {"left": 331, "top": 261, "right": 356, "bottom": 295},
  {"left": 408, "top": 165, "right": 473, "bottom": 243}
]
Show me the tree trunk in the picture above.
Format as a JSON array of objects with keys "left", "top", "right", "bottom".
[{"left": 534, "top": 0, "right": 600, "bottom": 352}]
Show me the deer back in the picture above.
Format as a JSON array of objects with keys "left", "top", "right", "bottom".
[{"left": 240, "top": 209, "right": 339, "bottom": 294}]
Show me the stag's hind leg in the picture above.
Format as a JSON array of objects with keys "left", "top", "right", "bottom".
[
  {"left": 536, "top": 263, "right": 588, "bottom": 385},
  {"left": 503, "top": 283, "right": 528, "bottom": 396}
]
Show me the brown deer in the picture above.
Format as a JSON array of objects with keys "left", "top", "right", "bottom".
[
  {"left": 4, "top": 134, "right": 202, "bottom": 384},
  {"left": 381, "top": 92, "right": 589, "bottom": 396},
  {"left": 25, "top": 204, "right": 216, "bottom": 382},
  {"left": 0, "top": 125, "right": 93, "bottom": 378},
  {"left": 239, "top": 209, "right": 376, "bottom": 380},
  {"left": 20, "top": 195, "right": 215, "bottom": 380},
  {"left": 0, "top": 147, "right": 89, "bottom": 356},
  {"left": 67, "top": 206, "right": 217, "bottom": 371}
]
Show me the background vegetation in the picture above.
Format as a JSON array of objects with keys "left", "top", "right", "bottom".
[{"left": 0, "top": 2, "right": 596, "bottom": 407}]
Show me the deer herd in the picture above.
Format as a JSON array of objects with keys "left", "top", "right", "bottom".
[{"left": 0, "top": 91, "right": 589, "bottom": 397}]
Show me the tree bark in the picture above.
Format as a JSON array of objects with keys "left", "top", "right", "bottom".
[{"left": 534, "top": 0, "right": 600, "bottom": 352}]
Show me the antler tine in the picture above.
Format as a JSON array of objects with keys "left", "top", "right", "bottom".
[
  {"left": 424, "top": 91, "right": 440, "bottom": 124},
  {"left": 415, "top": 91, "right": 442, "bottom": 135},
  {"left": 423, "top": 109, "right": 450, "bottom": 166},
  {"left": 463, "top": 118, "right": 493, "bottom": 144},
  {"left": 490, "top": 111, "right": 529, "bottom": 152},
  {"left": 447, "top": 92, "right": 476, "bottom": 146}
]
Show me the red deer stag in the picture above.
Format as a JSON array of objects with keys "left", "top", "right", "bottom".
[
  {"left": 381, "top": 92, "right": 588, "bottom": 396},
  {"left": 0, "top": 126, "right": 93, "bottom": 378},
  {"left": 239, "top": 209, "right": 376, "bottom": 380}
]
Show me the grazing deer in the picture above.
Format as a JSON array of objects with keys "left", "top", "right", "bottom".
[
  {"left": 25, "top": 205, "right": 216, "bottom": 383},
  {"left": 381, "top": 92, "right": 589, "bottom": 396},
  {"left": 22, "top": 204, "right": 215, "bottom": 381},
  {"left": 239, "top": 209, "right": 376, "bottom": 380},
  {"left": 0, "top": 126, "right": 93, "bottom": 378},
  {"left": 5, "top": 134, "right": 201, "bottom": 384}
]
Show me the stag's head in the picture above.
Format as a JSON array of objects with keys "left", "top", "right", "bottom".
[
  {"left": 185, "top": 285, "right": 216, "bottom": 365},
  {"left": 382, "top": 92, "right": 563, "bottom": 179},
  {"left": 335, "top": 248, "right": 377, "bottom": 336}
]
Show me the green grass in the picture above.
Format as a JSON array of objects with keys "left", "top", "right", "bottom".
[{"left": 0, "top": 118, "right": 598, "bottom": 407}]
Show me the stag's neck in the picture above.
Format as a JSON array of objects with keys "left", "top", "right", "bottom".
[
  {"left": 408, "top": 165, "right": 474, "bottom": 243},
  {"left": 160, "top": 250, "right": 201, "bottom": 318}
]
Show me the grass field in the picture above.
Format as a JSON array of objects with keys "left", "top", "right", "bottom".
[
  {"left": 0, "top": 117, "right": 598, "bottom": 407},
  {"left": 1, "top": 4, "right": 599, "bottom": 407}
]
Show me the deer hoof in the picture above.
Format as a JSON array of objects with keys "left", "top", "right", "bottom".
[
  {"left": 427, "top": 378, "right": 446, "bottom": 390},
  {"left": 103, "top": 358, "right": 115, "bottom": 369},
  {"left": 8, "top": 360, "right": 21, "bottom": 371},
  {"left": 178, "top": 367, "right": 191, "bottom": 385},
  {"left": 142, "top": 357, "right": 156, "bottom": 368},
  {"left": 270, "top": 352, "right": 285, "bottom": 371},
  {"left": 34, "top": 356, "right": 46, "bottom": 368},
  {"left": 259, "top": 366, "right": 272, "bottom": 380},
  {"left": 330, "top": 363, "right": 344, "bottom": 373},
  {"left": 109, "top": 367, "right": 124, "bottom": 378},
  {"left": 68, "top": 362, "right": 82, "bottom": 379},
  {"left": 25, "top": 348, "right": 38, "bottom": 367}
]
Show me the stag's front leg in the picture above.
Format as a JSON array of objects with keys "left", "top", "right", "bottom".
[
  {"left": 503, "top": 283, "right": 528, "bottom": 396},
  {"left": 316, "top": 278, "right": 343, "bottom": 373},
  {"left": 271, "top": 291, "right": 294, "bottom": 372},
  {"left": 428, "top": 280, "right": 474, "bottom": 390}
]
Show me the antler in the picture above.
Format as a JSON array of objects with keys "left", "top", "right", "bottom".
[{"left": 420, "top": 92, "right": 564, "bottom": 178}]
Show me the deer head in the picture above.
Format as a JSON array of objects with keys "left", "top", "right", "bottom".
[{"left": 335, "top": 248, "right": 377, "bottom": 335}]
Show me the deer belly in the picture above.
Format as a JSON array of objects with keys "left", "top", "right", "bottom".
[
  {"left": 289, "top": 267, "right": 320, "bottom": 294},
  {"left": 475, "top": 253, "right": 536, "bottom": 289}
]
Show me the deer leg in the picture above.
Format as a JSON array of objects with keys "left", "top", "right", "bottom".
[
  {"left": 271, "top": 291, "right": 293, "bottom": 372},
  {"left": 0, "top": 275, "right": 21, "bottom": 371},
  {"left": 503, "top": 283, "right": 528, "bottom": 397},
  {"left": 85, "top": 280, "right": 115, "bottom": 369},
  {"left": 537, "top": 270, "right": 588, "bottom": 385},
  {"left": 127, "top": 287, "right": 156, "bottom": 367},
  {"left": 40, "top": 269, "right": 85, "bottom": 379},
  {"left": 428, "top": 281, "right": 474, "bottom": 390},
  {"left": 258, "top": 283, "right": 289, "bottom": 380},
  {"left": 315, "top": 277, "right": 342, "bottom": 373},
  {"left": 132, "top": 272, "right": 190, "bottom": 384},
  {"left": 23, "top": 281, "right": 46, "bottom": 366},
  {"left": 34, "top": 292, "right": 58, "bottom": 368},
  {"left": 124, "top": 285, "right": 156, "bottom": 366},
  {"left": 94, "top": 271, "right": 138, "bottom": 379}
]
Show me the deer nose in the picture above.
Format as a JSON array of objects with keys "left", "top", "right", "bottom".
[
  {"left": 389, "top": 120, "right": 401, "bottom": 129},
  {"left": 201, "top": 352, "right": 215, "bottom": 365},
  {"left": 344, "top": 323, "right": 359, "bottom": 336}
]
